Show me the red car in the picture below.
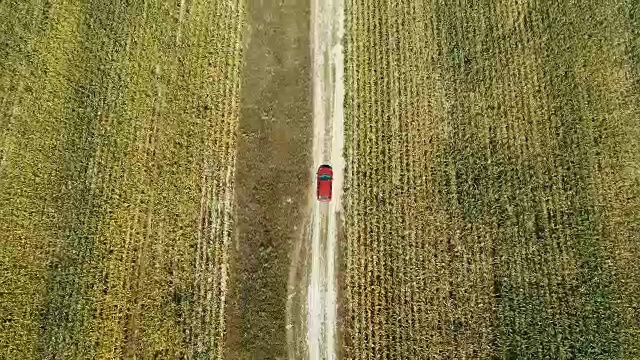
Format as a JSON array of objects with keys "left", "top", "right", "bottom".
[{"left": 316, "top": 165, "right": 333, "bottom": 202}]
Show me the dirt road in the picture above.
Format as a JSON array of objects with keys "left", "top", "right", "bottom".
[
  {"left": 307, "top": 0, "right": 345, "bottom": 358},
  {"left": 286, "top": 0, "right": 343, "bottom": 358}
]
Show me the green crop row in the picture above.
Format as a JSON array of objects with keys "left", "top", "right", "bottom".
[
  {"left": 0, "top": 1, "right": 244, "bottom": 359},
  {"left": 342, "top": 0, "right": 640, "bottom": 359}
]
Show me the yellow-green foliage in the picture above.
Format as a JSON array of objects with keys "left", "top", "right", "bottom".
[
  {"left": 0, "top": 1, "right": 244, "bottom": 358},
  {"left": 343, "top": 0, "right": 640, "bottom": 359}
]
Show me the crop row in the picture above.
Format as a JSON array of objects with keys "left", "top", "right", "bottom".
[
  {"left": 0, "top": 1, "right": 244, "bottom": 359},
  {"left": 342, "top": 0, "right": 640, "bottom": 359}
]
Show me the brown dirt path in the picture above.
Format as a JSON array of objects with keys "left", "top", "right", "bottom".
[{"left": 226, "top": 0, "right": 312, "bottom": 359}]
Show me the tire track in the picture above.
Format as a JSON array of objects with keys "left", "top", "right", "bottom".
[{"left": 307, "top": 0, "right": 344, "bottom": 358}]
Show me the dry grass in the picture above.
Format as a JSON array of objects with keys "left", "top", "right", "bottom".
[
  {"left": 343, "top": 0, "right": 640, "bottom": 358},
  {"left": 0, "top": 0, "right": 244, "bottom": 358},
  {"left": 227, "top": 0, "right": 313, "bottom": 358}
]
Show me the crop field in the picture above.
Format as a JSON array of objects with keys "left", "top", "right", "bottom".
[
  {"left": 343, "top": 0, "right": 640, "bottom": 359},
  {"left": 3, "top": 0, "right": 640, "bottom": 359},
  {"left": 0, "top": 0, "right": 243, "bottom": 358}
]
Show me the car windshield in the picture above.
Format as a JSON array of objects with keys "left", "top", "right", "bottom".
[{"left": 319, "top": 174, "right": 331, "bottom": 180}]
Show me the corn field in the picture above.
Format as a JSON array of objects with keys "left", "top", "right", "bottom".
[
  {"left": 343, "top": 0, "right": 640, "bottom": 359},
  {"left": 2, "top": 0, "right": 640, "bottom": 359},
  {"left": 0, "top": 0, "right": 243, "bottom": 358}
]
